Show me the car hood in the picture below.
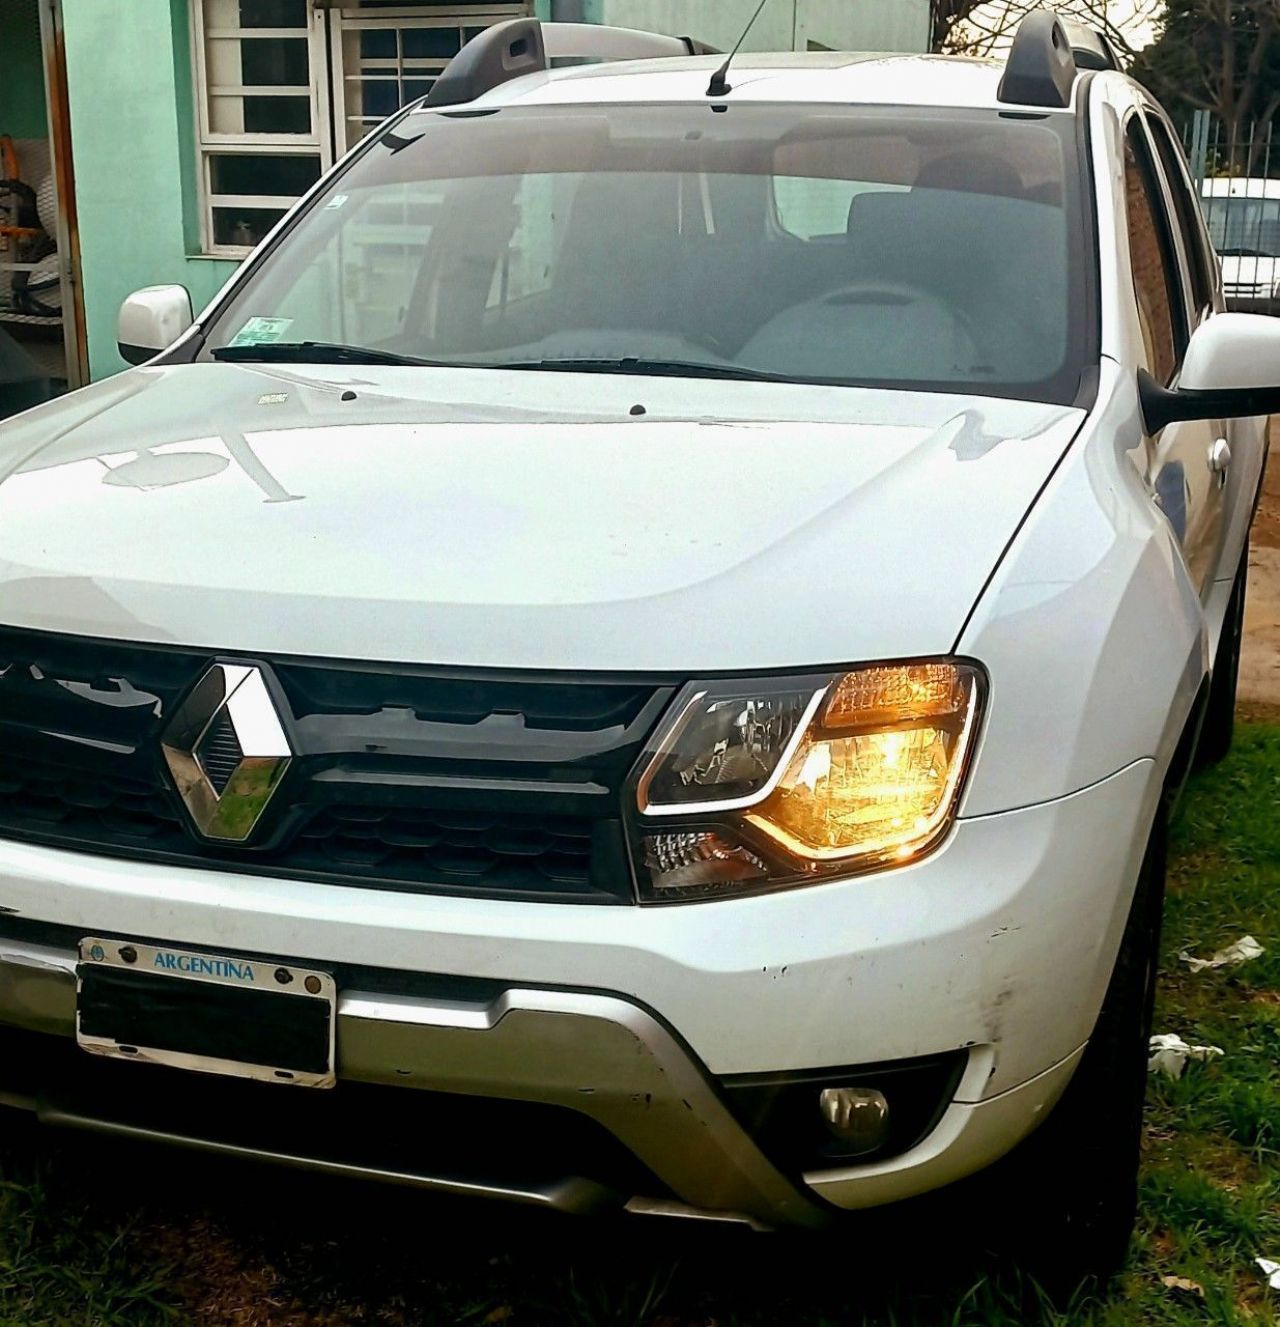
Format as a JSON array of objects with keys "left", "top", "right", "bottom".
[{"left": 0, "top": 362, "right": 1083, "bottom": 671}]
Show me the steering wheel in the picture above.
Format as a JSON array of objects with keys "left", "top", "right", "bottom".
[{"left": 814, "top": 279, "right": 984, "bottom": 352}]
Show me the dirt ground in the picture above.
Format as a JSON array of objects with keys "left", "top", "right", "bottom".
[{"left": 1240, "top": 441, "right": 1280, "bottom": 713}]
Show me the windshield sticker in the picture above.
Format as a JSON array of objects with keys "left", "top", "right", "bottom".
[
  {"left": 323, "top": 193, "right": 349, "bottom": 210},
  {"left": 228, "top": 316, "right": 294, "bottom": 348}
]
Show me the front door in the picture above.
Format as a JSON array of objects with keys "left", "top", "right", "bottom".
[{"left": 1123, "top": 116, "right": 1225, "bottom": 597}]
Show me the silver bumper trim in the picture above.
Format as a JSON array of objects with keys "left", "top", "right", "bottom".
[
  {"left": 0, "top": 938, "right": 822, "bottom": 1228},
  {"left": 40, "top": 1103, "right": 619, "bottom": 1214}
]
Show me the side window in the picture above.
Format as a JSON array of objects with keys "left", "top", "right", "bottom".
[
  {"left": 1123, "top": 121, "right": 1184, "bottom": 383},
  {"left": 1144, "top": 112, "right": 1214, "bottom": 317}
]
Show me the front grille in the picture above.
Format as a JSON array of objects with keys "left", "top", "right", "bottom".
[
  {"left": 294, "top": 806, "right": 595, "bottom": 891},
  {"left": 0, "top": 627, "right": 674, "bottom": 903}
]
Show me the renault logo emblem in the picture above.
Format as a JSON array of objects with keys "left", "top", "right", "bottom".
[{"left": 161, "top": 663, "right": 292, "bottom": 842}]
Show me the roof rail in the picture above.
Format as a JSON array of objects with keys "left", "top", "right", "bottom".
[
  {"left": 424, "top": 19, "right": 718, "bottom": 109},
  {"left": 996, "top": 10, "right": 1077, "bottom": 109},
  {"left": 1059, "top": 17, "right": 1122, "bottom": 70}
]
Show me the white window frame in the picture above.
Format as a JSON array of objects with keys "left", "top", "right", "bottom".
[
  {"left": 189, "top": 1, "right": 532, "bottom": 258},
  {"left": 190, "top": 0, "right": 334, "bottom": 258},
  {"left": 324, "top": 3, "right": 527, "bottom": 157}
]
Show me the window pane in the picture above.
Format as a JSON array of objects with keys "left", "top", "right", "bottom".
[
  {"left": 360, "top": 29, "right": 397, "bottom": 59},
  {"left": 402, "top": 27, "right": 460, "bottom": 60},
  {"left": 1145, "top": 115, "right": 1212, "bottom": 310},
  {"left": 210, "top": 152, "right": 321, "bottom": 196},
  {"left": 1124, "top": 126, "right": 1181, "bottom": 382},
  {"left": 213, "top": 205, "right": 288, "bottom": 248},
  {"left": 1204, "top": 196, "right": 1280, "bottom": 257},
  {"left": 240, "top": 36, "right": 309, "bottom": 86},
  {"left": 206, "top": 106, "right": 1088, "bottom": 404},
  {"left": 360, "top": 79, "right": 400, "bottom": 118},
  {"left": 209, "top": 90, "right": 311, "bottom": 134},
  {"left": 238, "top": 0, "right": 306, "bottom": 28},
  {"left": 242, "top": 95, "right": 312, "bottom": 134}
]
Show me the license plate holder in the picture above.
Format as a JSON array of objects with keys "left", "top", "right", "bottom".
[{"left": 76, "top": 938, "right": 336, "bottom": 1088}]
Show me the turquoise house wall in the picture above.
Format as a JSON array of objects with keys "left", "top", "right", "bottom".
[
  {"left": 62, "top": 0, "right": 235, "bottom": 380},
  {"left": 0, "top": 0, "right": 48, "bottom": 140}
]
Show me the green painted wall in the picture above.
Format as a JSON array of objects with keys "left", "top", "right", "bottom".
[
  {"left": 62, "top": 0, "right": 235, "bottom": 379},
  {"left": 0, "top": 0, "right": 48, "bottom": 140},
  {"left": 593, "top": 0, "right": 929, "bottom": 52}
]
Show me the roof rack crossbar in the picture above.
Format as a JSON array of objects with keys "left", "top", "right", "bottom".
[
  {"left": 996, "top": 10, "right": 1078, "bottom": 109},
  {"left": 424, "top": 19, "right": 718, "bottom": 109}
]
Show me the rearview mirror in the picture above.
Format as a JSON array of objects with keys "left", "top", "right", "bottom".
[
  {"left": 1141, "top": 312, "right": 1280, "bottom": 433},
  {"left": 117, "top": 285, "right": 194, "bottom": 366}
]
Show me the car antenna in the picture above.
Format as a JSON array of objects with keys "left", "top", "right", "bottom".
[{"left": 706, "top": 0, "right": 772, "bottom": 97}]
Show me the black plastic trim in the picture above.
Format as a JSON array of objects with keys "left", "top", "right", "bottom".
[
  {"left": 425, "top": 18, "right": 546, "bottom": 109},
  {"left": 1060, "top": 18, "right": 1122, "bottom": 71},
  {"left": 998, "top": 12, "right": 1077, "bottom": 109},
  {"left": 0, "top": 626, "right": 669, "bottom": 906},
  {"left": 1138, "top": 368, "right": 1280, "bottom": 434},
  {"left": 721, "top": 1050, "right": 968, "bottom": 1175}
]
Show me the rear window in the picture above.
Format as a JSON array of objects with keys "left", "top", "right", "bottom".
[{"left": 203, "top": 103, "right": 1091, "bottom": 404}]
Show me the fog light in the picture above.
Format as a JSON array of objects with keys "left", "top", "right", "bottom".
[{"left": 818, "top": 1087, "right": 890, "bottom": 1156}]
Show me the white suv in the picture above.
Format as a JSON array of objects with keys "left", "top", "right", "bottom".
[{"left": 0, "top": 11, "right": 1273, "bottom": 1285}]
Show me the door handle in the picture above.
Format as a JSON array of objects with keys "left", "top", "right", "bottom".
[{"left": 1208, "top": 438, "right": 1232, "bottom": 475}]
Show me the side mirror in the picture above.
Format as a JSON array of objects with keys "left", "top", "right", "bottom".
[
  {"left": 117, "top": 285, "right": 194, "bottom": 366},
  {"left": 1141, "top": 312, "right": 1280, "bottom": 433}
]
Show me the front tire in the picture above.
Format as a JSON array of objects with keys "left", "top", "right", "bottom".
[
  {"left": 979, "top": 815, "right": 1166, "bottom": 1294},
  {"left": 1195, "top": 545, "right": 1248, "bottom": 769}
]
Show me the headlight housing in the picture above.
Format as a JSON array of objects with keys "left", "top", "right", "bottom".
[{"left": 628, "top": 660, "right": 983, "bottom": 902}]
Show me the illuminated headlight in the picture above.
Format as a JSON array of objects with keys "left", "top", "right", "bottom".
[{"left": 629, "top": 661, "right": 983, "bottom": 901}]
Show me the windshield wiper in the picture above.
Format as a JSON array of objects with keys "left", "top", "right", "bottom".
[
  {"left": 488, "top": 356, "right": 793, "bottom": 383},
  {"left": 212, "top": 341, "right": 447, "bottom": 367},
  {"left": 211, "top": 345, "right": 797, "bottom": 383}
]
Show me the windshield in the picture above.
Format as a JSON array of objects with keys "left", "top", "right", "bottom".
[
  {"left": 202, "top": 104, "right": 1089, "bottom": 404},
  {"left": 1203, "top": 193, "right": 1280, "bottom": 258}
]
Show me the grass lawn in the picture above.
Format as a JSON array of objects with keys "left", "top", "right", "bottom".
[{"left": 2, "top": 726, "right": 1279, "bottom": 1325}]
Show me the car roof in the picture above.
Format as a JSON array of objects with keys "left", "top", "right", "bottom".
[
  {"left": 1201, "top": 176, "right": 1280, "bottom": 199},
  {"left": 407, "top": 51, "right": 1077, "bottom": 116}
]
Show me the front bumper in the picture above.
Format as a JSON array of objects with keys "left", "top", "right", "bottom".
[{"left": 0, "top": 759, "right": 1156, "bottom": 1226}]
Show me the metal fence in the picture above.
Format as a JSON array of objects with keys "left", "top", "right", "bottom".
[{"left": 1183, "top": 111, "right": 1280, "bottom": 311}]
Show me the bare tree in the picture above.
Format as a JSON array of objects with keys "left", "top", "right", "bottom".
[
  {"left": 936, "top": 0, "right": 1162, "bottom": 60},
  {"left": 930, "top": 0, "right": 987, "bottom": 51},
  {"left": 935, "top": 1, "right": 1280, "bottom": 170},
  {"left": 1133, "top": 0, "right": 1280, "bottom": 164}
]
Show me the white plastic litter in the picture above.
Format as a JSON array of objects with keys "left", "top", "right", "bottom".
[
  {"left": 1256, "top": 1258, "right": 1280, "bottom": 1291},
  {"left": 1180, "top": 935, "right": 1265, "bottom": 973},
  {"left": 1148, "top": 1033, "right": 1224, "bottom": 1079}
]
